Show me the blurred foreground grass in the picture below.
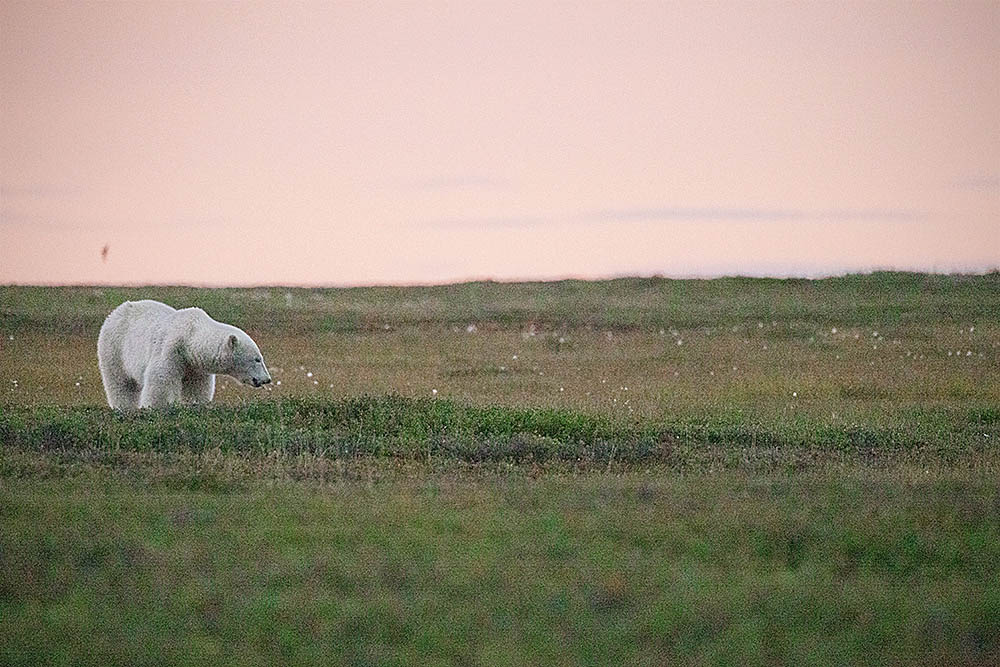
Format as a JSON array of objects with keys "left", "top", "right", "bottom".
[{"left": 3, "top": 470, "right": 1000, "bottom": 666}]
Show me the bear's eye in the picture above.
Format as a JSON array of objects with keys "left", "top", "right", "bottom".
[{"left": 255, "top": 358, "right": 262, "bottom": 363}]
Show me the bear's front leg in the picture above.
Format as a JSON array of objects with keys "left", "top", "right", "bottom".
[
  {"left": 182, "top": 373, "right": 216, "bottom": 404},
  {"left": 138, "top": 360, "right": 183, "bottom": 408}
]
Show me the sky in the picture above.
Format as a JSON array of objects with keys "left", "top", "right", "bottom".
[{"left": 2, "top": 0, "right": 998, "bottom": 286}]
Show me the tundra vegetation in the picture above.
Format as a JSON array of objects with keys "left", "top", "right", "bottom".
[{"left": 2, "top": 273, "right": 999, "bottom": 665}]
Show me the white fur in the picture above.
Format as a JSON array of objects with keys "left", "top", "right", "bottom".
[{"left": 97, "top": 300, "right": 271, "bottom": 409}]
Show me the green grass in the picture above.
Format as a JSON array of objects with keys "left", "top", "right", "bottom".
[
  {"left": 3, "top": 474, "right": 1000, "bottom": 666},
  {"left": 1, "top": 274, "right": 999, "bottom": 665}
]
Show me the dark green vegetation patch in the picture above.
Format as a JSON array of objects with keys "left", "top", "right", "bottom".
[{"left": 3, "top": 396, "right": 997, "bottom": 474}]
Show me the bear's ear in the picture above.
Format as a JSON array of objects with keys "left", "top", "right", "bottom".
[{"left": 228, "top": 334, "right": 238, "bottom": 349}]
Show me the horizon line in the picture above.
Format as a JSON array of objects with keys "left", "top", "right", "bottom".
[{"left": 3, "top": 266, "right": 998, "bottom": 290}]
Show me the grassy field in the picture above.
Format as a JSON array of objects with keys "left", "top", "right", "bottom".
[{"left": 2, "top": 273, "right": 999, "bottom": 665}]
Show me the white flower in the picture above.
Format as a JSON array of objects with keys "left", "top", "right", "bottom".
[
  {"left": 432, "top": 388, "right": 438, "bottom": 394},
  {"left": 792, "top": 392, "right": 797, "bottom": 397},
  {"left": 306, "top": 372, "right": 313, "bottom": 377},
  {"left": 831, "top": 327, "right": 837, "bottom": 334},
  {"left": 276, "top": 380, "right": 282, "bottom": 386}
]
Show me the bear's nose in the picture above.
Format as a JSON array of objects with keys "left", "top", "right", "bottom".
[{"left": 262, "top": 377, "right": 272, "bottom": 385}]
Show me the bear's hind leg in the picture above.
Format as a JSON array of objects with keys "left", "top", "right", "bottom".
[
  {"left": 99, "top": 355, "right": 140, "bottom": 410},
  {"left": 105, "top": 378, "right": 141, "bottom": 410}
]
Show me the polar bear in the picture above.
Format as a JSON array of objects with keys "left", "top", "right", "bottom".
[{"left": 97, "top": 300, "right": 271, "bottom": 409}]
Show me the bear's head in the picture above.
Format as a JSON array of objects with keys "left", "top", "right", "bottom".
[{"left": 223, "top": 331, "right": 272, "bottom": 387}]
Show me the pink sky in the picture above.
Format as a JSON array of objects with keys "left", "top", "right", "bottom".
[{"left": 2, "top": 0, "right": 997, "bottom": 285}]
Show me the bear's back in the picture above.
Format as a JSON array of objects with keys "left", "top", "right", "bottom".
[
  {"left": 124, "top": 299, "right": 177, "bottom": 318},
  {"left": 103, "top": 300, "right": 177, "bottom": 348}
]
